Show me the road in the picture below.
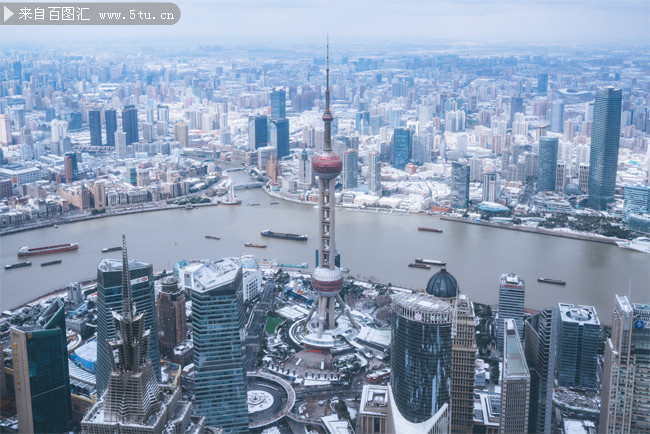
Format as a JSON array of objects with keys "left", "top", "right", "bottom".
[{"left": 244, "top": 277, "right": 276, "bottom": 372}]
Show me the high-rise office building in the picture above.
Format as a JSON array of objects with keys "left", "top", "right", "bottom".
[
  {"left": 557, "top": 304, "right": 600, "bottom": 390},
  {"left": 600, "top": 295, "right": 650, "bottom": 434},
  {"left": 623, "top": 184, "right": 650, "bottom": 223},
  {"left": 89, "top": 109, "right": 102, "bottom": 146},
  {"left": 0, "top": 114, "right": 12, "bottom": 146},
  {"left": 497, "top": 273, "right": 525, "bottom": 351},
  {"left": 510, "top": 96, "right": 524, "bottom": 127},
  {"left": 175, "top": 121, "right": 189, "bottom": 147},
  {"left": 297, "top": 149, "right": 312, "bottom": 189},
  {"left": 342, "top": 149, "right": 358, "bottom": 189},
  {"left": 390, "top": 128, "right": 411, "bottom": 170},
  {"left": 524, "top": 307, "right": 556, "bottom": 434},
  {"left": 426, "top": 268, "right": 476, "bottom": 433},
  {"left": 451, "top": 162, "right": 470, "bottom": 208},
  {"left": 157, "top": 276, "right": 187, "bottom": 360},
  {"left": 588, "top": 87, "right": 622, "bottom": 210},
  {"left": 537, "top": 136, "right": 558, "bottom": 192},
  {"left": 538, "top": 73, "right": 548, "bottom": 94},
  {"left": 105, "top": 109, "right": 116, "bottom": 147},
  {"left": 270, "top": 88, "right": 286, "bottom": 120},
  {"left": 122, "top": 105, "right": 139, "bottom": 146},
  {"left": 192, "top": 258, "right": 249, "bottom": 432},
  {"left": 550, "top": 101, "right": 564, "bottom": 133},
  {"left": 483, "top": 172, "right": 498, "bottom": 202},
  {"left": 82, "top": 236, "right": 204, "bottom": 434},
  {"left": 115, "top": 131, "right": 127, "bottom": 158},
  {"left": 270, "top": 118, "right": 290, "bottom": 159},
  {"left": 248, "top": 115, "right": 268, "bottom": 150},
  {"left": 63, "top": 155, "right": 74, "bottom": 183},
  {"left": 95, "top": 252, "right": 161, "bottom": 395},
  {"left": 500, "top": 319, "right": 531, "bottom": 434},
  {"left": 11, "top": 298, "right": 72, "bottom": 434},
  {"left": 391, "top": 292, "right": 452, "bottom": 424},
  {"left": 369, "top": 151, "right": 382, "bottom": 194}
]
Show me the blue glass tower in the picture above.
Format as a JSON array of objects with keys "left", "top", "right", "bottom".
[
  {"left": 451, "top": 161, "right": 470, "bottom": 208},
  {"left": 248, "top": 115, "right": 268, "bottom": 150},
  {"left": 89, "top": 109, "right": 102, "bottom": 146},
  {"left": 11, "top": 298, "right": 72, "bottom": 433},
  {"left": 270, "top": 88, "right": 286, "bottom": 120},
  {"left": 105, "top": 109, "right": 117, "bottom": 147},
  {"left": 390, "top": 293, "right": 452, "bottom": 423},
  {"left": 270, "top": 118, "right": 290, "bottom": 159},
  {"left": 550, "top": 101, "right": 564, "bottom": 133},
  {"left": 95, "top": 256, "right": 161, "bottom": 395},
  {"left": 588, "top": 87, "right": 622, "bottom": 210},
  {"left": 121, "top": 105, "right": 139, "bottom": 146},
  {"left": 192, "top": 258, "right": 249, "bottom": 432},
  {"left": 537, "top": 136, "right": 558, "bottom": 192},
  {"left": 623, "top": 184, "right": 650, "bottom": 223},
  {"left": 391, "top": 128, "right": 411, "bottom": 170}
]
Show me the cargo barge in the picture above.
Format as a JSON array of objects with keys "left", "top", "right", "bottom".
[
  {"left": 245, "top": 243, "right": 267, "bottom": 248},
  {"left": 102, "top": 246, "right": 122, "bottom": 253},
  {"left": 408, "top": 263, "right": 431, "bottom": 269},
  {"left": 537, "top": 278, "right": 566, "bottom": 285},
  {"left": 418, "top": 227, "right": 443, "bottom": 233},
  {"left": 18, "top": 242, "right": 78, "bottom": 257},
  {"left": 260, "top": 230, "right": 308, "bottom": 241},
  {"left": 41, "top": 260, "right": 62, "bottom": 267},
  {"left": 5, "top": 261, "right": 32, "bottom": 270},
  {"left": 205, "top": 235, "right": 221, "bottom": 240},
  {"left": 415, "top": 258, "right": 446, "bottom": 266}
]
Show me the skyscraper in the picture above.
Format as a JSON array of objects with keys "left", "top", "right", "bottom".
[
  {"left": 11, "top": 298, "right": 72, "bottom": 434},
  {"left": 550, "top": 101, "right": 564, "bottom": 133},
  {"left": 175, "top": 121, "right": 189, "bottom": 147},
  {"left": 557, "top": 304, "right": 600, "bottom": 389},
  {"left": 537, "top": 136, "right": 558, "bottom": 192},
  {"left": 115, "top": 131, "right": 127, "bottom": 158},
  {"left": 270, "top": 88, "right": 286, "bottom": 120},
  {"left": 390, "top": 292, "right": 452, "bottom": 423},
  {"left": 451, "top": 161, "right": 470, "bottom": 208},
  {"left": 270, "top": 118, "right": 290, "bottom": 159},
  {"left": 390, "top": 128, "right": 411, "bottom": 170},
  {"left": 157, "top": 276, "right": 188, "bottom": 360},
  {"left": 82, "top": 236, "right": 204, "bottom": 434},
  {"left": 63, "top": 154, "right": 74, "bottom": 183},
  {"left": 248, "top": 115, "right": 268, "bottom": 150},
  {"left": 342, "top": 149, "right": 358, "bottom": 189},
  {"left": 122, "top": 105, "right": 139, "bottom": 146},
  {"left": 537, "top": 73, "right": 548, "bottom": 94},
  {"left": 623, "top": 184, "right": 650, "bottom": 223},
  {"left": 1, "top": 113, "right": 13, "bottom": 146},
  {"left": 510, "top": 96, "right": 523, "bottom": 127},
  {"left": 105, "top": 109, "right": 117, "bottom": 147},
  {"left": 588, "top": 87, "right": 622, "bottom": 210},
  {"left": 89, "top": 109, "right": 102, "bottom": 146},
  {"left": 369, "top": 151, "right": 382, "bottom": 194},
  {"left": 497, "top": 273, "right": 525, "bottom": 351},
  {"left": 304, "top": 41, "right": 359, "bottom": 339},
  {"left": 600, "top": 295, "right": 650, "bottom": 434},
  {"left": 95, "top": 251, "right": 161, "bottom": 395},
  {"left": 483, "top": 172, "right": 498, "bottom": 202},
  {"left": 426, "top": 268, "right": 476, "bottom": 433},
  {"left": 524, "top": 307, "right": 556, "bottom": 434},
  {"left": 297, "top": 149, "right": 312, "bottom": 189},
  {"left": 191, "top": 258, "right": 249, "bottom": 432},
  {"left": 500, "top": 319, "right": 531, "bottom": 434}
]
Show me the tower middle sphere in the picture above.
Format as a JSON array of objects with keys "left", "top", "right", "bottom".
[
  {"left": 311, "top": 266, "right": 344, "bottom": 297},
  {"left": 312, "top": 152, "right": 342, "bottom": 180}
]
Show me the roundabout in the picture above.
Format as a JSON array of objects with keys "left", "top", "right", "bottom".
[{"left": 246, "top": 372, "right": 296, "bottom": 429}]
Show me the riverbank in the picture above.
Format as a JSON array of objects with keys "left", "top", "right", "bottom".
[
  {"left": 440, "top": 215, "right": 619, "bottom": 245},
  {"left": 0, "top": 201, "right": 221, "bottom": 236}
]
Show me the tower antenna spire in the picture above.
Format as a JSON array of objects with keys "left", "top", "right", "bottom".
[
  {"left": 121, "top": 233, "right": 133, "bottom": 318},
  {"left": 326, "top": 34, "right": 330, "bottom": 113}
]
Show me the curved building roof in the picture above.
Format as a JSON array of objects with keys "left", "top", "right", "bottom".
[{"left": 426, "top": 267, "right": 459, "bottom": 299}]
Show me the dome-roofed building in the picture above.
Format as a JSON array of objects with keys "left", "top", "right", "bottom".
[{"left": 426, "top": 267, "right": 459, "bottom": 301}]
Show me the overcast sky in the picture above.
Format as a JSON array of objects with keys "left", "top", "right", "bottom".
[{"left": 1, "top": 0, "right": 648, "bottom": 48}]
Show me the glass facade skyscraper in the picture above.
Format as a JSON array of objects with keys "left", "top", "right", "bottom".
[
  {"left": 524, "top": 307, "right": 556, "bottom": 434},
  {"left": 270, "top": 118, "right": 290, "bottom": 159},
  {"left": 537, "top": 136, "right": 558, "bottom": 192},
  {"left": 451, "top": 161, "right": 470, "bottom": 208},
  {"left": 557, "top": 304, "right": 600, "bottom": 389},
  {"left": 89, "top": 109, "right": 102, "bottom": 146},
  {"left": 369, "top": 151, "right": 381, "bottom": 193},
  {"left": 588, "top": 87, "right": 622, "bottom": 210},
  {"left": 105, "top": 109, "right": 117, "bottom": 147},
  {"left": 500, "top": 319, "right": 531, "bottom": 434},
  {"left": 390, "top": 292, "right": 452, "bottom": 423},
  {"left": 95, "top": 257, "right": 161, "bottom": 395},
  {"left": 497, "top": 273, "right": 525, "bottom": 351},
  {"left": 391, "top": 128, "right": 411, "bottom": 170},
  {"left": 270, "top": 88, "right": 286, "bottom": 120},
  {"left": 11, "top": 298, "right": 72, "bottom": 434},
  {"left": 121, "top": 105, "right": 139, "bottom": 146},
  {"left": 623, "top": 184, "right": 650, "bottom": 223},
  {"left": 192, "top": 258, "right": 249, "bottom": 433},
  {"left": 550, "top": 101, "right": 564, "bottom": 133},
  {"left": 248, "top": 115, "right": 268, "bottom": 150},
  {"left": 342, "top": 149, "right": 358, "bottom": 189}
]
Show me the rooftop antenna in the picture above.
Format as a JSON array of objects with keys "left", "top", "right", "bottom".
[{"left": 120, "top": 234, "right": 133, "bottom": 318}]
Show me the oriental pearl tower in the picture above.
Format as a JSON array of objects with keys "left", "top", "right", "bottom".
[{"left": 306, "top": 38, "right": 360, "bottom": 339}]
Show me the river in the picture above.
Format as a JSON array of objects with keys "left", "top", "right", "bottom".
[{"left": 1, "top": 171, "right": 648, "bottom": 324}]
